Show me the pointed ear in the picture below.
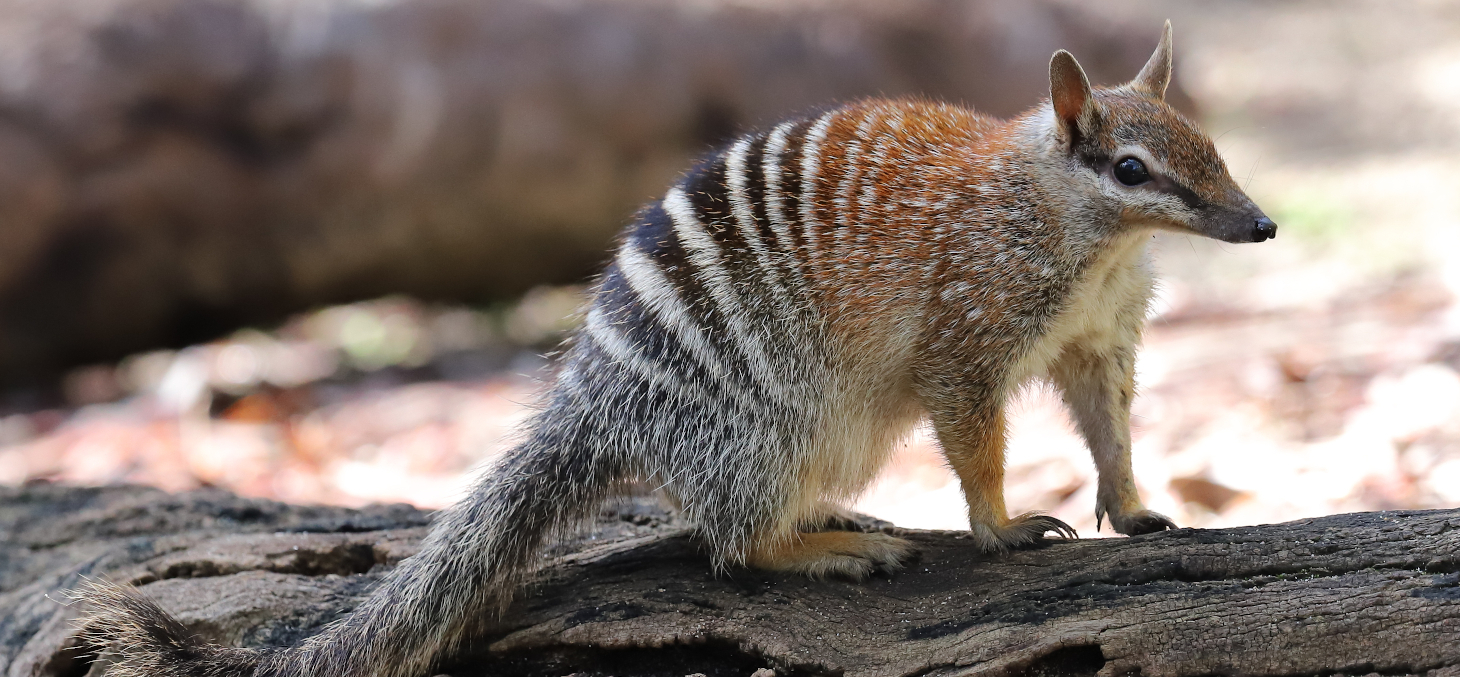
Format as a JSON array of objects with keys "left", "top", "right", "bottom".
[
  {"left": 1131, "top": 20, "right": 1173, "bottom": 100},
  {"left": 1050, "top": 50, "right": 1093, "bottom": 142}
]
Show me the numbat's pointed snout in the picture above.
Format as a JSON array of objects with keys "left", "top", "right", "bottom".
[{"left": 1253, "top": 216, "right": 1278, "bottom": 242}]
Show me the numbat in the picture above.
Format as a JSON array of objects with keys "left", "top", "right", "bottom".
[{"left": 83, "top": 22, "right": 1275, "bottom": 677}]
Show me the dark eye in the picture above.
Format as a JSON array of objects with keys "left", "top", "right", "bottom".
[{"left": 1113, "top": 157, "right": 1151, "bottom": 186}]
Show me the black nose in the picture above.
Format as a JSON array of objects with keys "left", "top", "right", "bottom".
[{"left": 1253, "top": 217, "right": 1277, "bottom": 242}]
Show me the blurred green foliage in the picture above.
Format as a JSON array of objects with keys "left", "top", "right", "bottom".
[{"left": 1269, "top": 190, "right": 1356, "bottom": 244}]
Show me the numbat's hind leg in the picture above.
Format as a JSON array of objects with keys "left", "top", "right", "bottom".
[
  {"left": 804, "top": 503, "right": 897, "bottom": 533},
  {"left": 745, "top": 531, "right": 915, "bottom": 580}
]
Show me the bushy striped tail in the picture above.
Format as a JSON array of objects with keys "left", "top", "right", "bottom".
[
  {"left": 79, "top": 403, "right": 621, "bottom": 677},
  {"left": 77, "top": 579, "right": 268, "bottom": 677}
]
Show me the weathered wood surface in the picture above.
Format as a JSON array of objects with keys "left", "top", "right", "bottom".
[{"left": 2, "top": 483, "right": 1458, "bottom": 677}]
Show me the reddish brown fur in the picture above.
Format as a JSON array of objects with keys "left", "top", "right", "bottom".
[{"left": 779, "top": 74, "right": 1258, "bottom": 549}]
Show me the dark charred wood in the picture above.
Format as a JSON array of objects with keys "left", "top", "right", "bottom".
[{"left": 1, "top": 483, "right": 1456, "bottom": 677}]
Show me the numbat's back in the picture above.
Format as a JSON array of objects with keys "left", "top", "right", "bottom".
[{"left": 80, "top": 22, "right": 1276, "bottom": 677}]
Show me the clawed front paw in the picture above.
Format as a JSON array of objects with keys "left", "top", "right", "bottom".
[
  {"left": 969, "top": 512, "right": 1078, "bottom": 553},
  {"left": 1100, "top": 508, "right": 1177, "bottom": 536}
]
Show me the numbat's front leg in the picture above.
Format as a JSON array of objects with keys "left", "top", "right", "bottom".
[
  {"left": 1052, "top": 345, "right": 1177, "bottom": 536},
  {"left": 926, "top": 391, "right": 1079, "bottom": 552}
]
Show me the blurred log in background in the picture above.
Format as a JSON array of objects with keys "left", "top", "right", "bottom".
[{"left": 0, "top": 0, "right": 1187, "bottom": 383}]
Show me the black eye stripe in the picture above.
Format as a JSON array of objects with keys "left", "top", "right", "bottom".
[
  {"left": 1159, "top": 177, "right": 1206, "bottom": 209},
  {"left": 1084, "top": 153, "right": 1206, "bottom": 209}
]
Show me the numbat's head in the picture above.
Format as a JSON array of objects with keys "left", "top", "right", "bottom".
[{"left": 1044, "top": 22, "right": 1277, "bottom": 244}]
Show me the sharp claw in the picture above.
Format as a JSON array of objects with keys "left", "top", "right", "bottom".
[
  {"left": 974, "top": 514, "right": 1083, "bottom": 552},
  {"left": 1033, "top": 515, "right": 1078, "bottom": 540},
  {"left": 1121, "top": 511, "right": 1179, "bottom": 536}
]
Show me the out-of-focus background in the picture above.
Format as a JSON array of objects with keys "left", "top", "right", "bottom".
[{"left": 0, "top": 0, "right": 1456, "bottom": 536}]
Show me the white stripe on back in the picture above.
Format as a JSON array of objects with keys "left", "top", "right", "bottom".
[
  {"left": 799, "top": 112, "right": 836, "bottom": 267},
  {"left": 858, "top": 112, "right": 889, "bottom": 215},
  {"left": 762, "top": 121, "right": 807, "bottom": 291},
  {"left": 616, "top": 241, "right": 736, "bottom": 387},
  {"left": 725, "top": 137, "right": 791, "bottom": 308},
  {"left": 662, "top": 187, "right": 790, "bottom": 403},
  {"left": 833, "top": 113, "right": 876, "bottom": 268},
  {"left": 857, "top": 113, "right": 897, "bottom": 257},
  {"left": 583, "top": 305, "right": 698, "bottom": 401}
]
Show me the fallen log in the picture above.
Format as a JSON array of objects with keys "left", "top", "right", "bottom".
[{"left": 1, "top": 483, "right": 1457, "bottom": 677}]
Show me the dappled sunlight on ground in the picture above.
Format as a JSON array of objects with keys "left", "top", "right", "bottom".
[
  {"left": 858, "top": 269, "right": 1460, "bottom": 533},
  {"left": 2, "top": 265, "right": 1456, "bottom": 532}
]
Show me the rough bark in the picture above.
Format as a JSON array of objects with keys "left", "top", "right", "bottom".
[
  {"left": 0, "top": 0, "right": 1190, "bottom": 382},
  {"left": 3, "top": 483, "right": 1455, "bottom": 677}
]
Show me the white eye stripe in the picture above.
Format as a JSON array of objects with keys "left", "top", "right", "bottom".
[{"left": 1123, "top": 190, "right": 1182, "bottom": 207}]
